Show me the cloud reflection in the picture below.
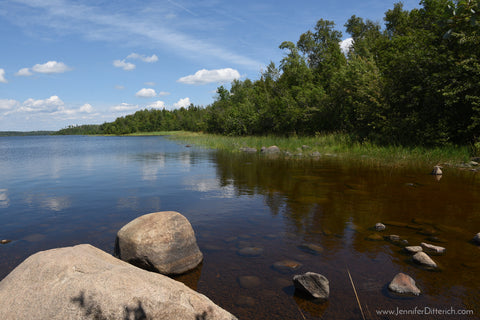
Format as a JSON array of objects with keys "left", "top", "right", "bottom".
[
  {"left": 183, "top": 176, "right": 235, "bottom": 198},
  {"left": 0, "top": 189, "right": 10, "bottom": 208},
  {"left": 24, "top": 194, "right": 71, "bottom": 212}
]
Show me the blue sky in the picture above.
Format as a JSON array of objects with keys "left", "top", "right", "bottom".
[{"left": 0, "top": 0, "right": 420, "bottom": 131}]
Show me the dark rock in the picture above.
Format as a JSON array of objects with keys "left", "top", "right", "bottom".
[
  {"left": 385, "top": 235, "right": 400, "bottom": 242},
  {"left": 388, "top": 273, "right": 421, "bottom": 296},
  {"left": 238, "top": 276, "right": 261, "bottom": 289},
  {"left": 299, "top": 243, "right": 324, "bottom": 255},
  {"left": 237, "top": 247, "right": 264, "bottom": 257},
  {"left": 272, "top": 260, "right": 303, "bottom": 273},
  {"left": 185, "top": 145, "right": 191, "bottom": 148},
  {"left": 474, "top": 233, "right": 480, "bottom": 245},
  {"left": 115, "top": 211, "right": 203, "bottom": 275},
  {"left": 375, "top": 223, "right": 386, "bottom": 231},
  {"left": 293, "top": 272, "right": 329, "bottom": 299}
]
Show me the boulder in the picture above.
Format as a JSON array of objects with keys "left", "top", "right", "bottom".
[
  {"left": 420, "top": 242, "right": 446, "bottom": 255},
  {"left": 388, "top": 273, "right": 421, "bottom": 296},
  {"left": 375, "top": 223, "right": 386, "bottom": 231},
  {"left": 115, "top": 211, "right": 203, "bottom": 275},
  {"left": 404, "top": 246, "right": 423, "bottom": 254},
  {"left": 260, "top": 146, "right": 280, "bottom": 154},
  {"left": 0, "top": 244, "right": 237, "bottom": 320},
  {"left": 412, "top": 252, "right": 438, "bottom": 269},
  {"left": 431, "top": 165, "right": 443, "bottom": 175},
  {"left": 293, "top": 272, "right": 329, "bottom": 299},
  {"left": 474, "top": 233, "right": 480, "bottom": 245}
]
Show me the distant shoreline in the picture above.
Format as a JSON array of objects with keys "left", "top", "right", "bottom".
[{"left": 0, "top": 131, "right": 56, "bottom": 137}]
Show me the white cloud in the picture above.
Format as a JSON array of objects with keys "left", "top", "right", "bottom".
[
  {"left": 22, "top": 95, "right": 64, "bottom": 112},
  {"left": 147, "top": 100, "right": 165, "bottom": 109},
  {"left": 173, "top": 97, "right": 191, "bottom": 109},
  {"left": 177, "top": 68, "right": 240, "bottom": 85},
  {"left": 113, "top": 59, "right": 136, "bottom": 71},
  {"left": 15, "top": 68, "right": 33, "bottom": 77},
  {"left": 340, "top": 38, "right": 354, "bottom": 55},
  {"left": 110, "top": 103, "right": 139, "bottom": 112},
  {"left": 0, "top": 69, "right": 7, "bottom": 83},
  {"left": 31, "top": 61, "right": 71, "bottom": 74},
  {"left": 135, "top": 88, "right": 157, "bottom": 98},
  {"left": 158, "top": 91, "right": 170, "bottom": 97},
  {"left": 127, "top": 53, "right": 158, "bottom": 63},
  {"left": 0, "top": 99, "right": 18, "bottom": 110},
  {"left": 79, "top": 103, "right": 93, "bottom": 113}
]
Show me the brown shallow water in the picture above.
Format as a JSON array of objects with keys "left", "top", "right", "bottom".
[{"left": 1, "top": 136, "right": 479, "bottom": 319}]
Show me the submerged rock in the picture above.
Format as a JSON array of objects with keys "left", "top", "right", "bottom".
[
  {"left": 299, "top": 243, "right": 324, "bottom": 254},
  {"left": 115, "top": 211, "right": 203, "bottom": 275},
  {"left": 366, "top": 233, "right": 383, "bottom": 241},
  {"left": 421, "top": 242, "right": 446, "bottom": 255},
  {"left": 238, "top": 276, "right": 262, "bottom": 289},
  {"left": 272, "top": 260, "right": 303, "bottom": 273},
  {"left": 388, "top": 273, "right": 421, "bottom": 296},
  {"left": 413, "top": 252, "right": 438, "bottom": 269},
  {"left": 293, "top": 272, "right": 329, "bottom": 299},
  {"left": 474, "top": 233, "right": 480, "bottom": 245},
  {"left": 237, "top": 247, "right": 264, "bottom": 257},
  {"left": 0, "top": 244, "right": 237, "bottom": 320}
]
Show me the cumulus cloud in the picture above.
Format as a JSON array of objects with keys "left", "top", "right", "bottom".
[
  {"left": 157, "top": 91, "right": 170, "bottom": 97},
  {"left": 113, "top": 59, "right": 136, "bottom": 71},
  {"left": 135, "top": 88, "right": 157, "bottom": 98},
  {"left": 147, "top": 100, "right": 166, "bottom": 109},
  {"left": 0, "top": 99, "right": 18, "bottom": 110},
  {"left": 21, "top": 95, "right": 64, "bottom": 113},
  {"left": 0, "top": 69, "right": 7, "bottom": 83},
  {"left": 177, "top": 68, "right": 240, "bottom": 85},
  {"left": 173, "top": 97, "right": 191, "bottom": 108},
  {"left": 110, "top": 103, "right": 139, "bottom": 112},
  {"left": 15, "top": 68, "right": 33, "bottom": 77},
  {"left": 79, "top": 103, "right": 93, "bottom": 113},
  {"left": 340, "top": 38, "right": 354, "bottom": 55},
  {"left": 127, "top": 53, "right": 158, "bottom": 63},
  {"left": 31, "top": 61, "right": 71, "bottom": 74}
]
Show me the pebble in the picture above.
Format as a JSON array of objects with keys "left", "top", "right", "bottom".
[{"left": 0, "top": 239, "right": 12, "bottom": 244}]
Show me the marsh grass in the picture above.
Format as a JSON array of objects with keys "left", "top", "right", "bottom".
[{"left": 137, "top": 131, "right": 471, "bottom": 168}]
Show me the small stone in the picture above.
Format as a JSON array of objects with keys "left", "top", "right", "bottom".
[
  {"left": 237, "top": 247, "right": 264, "bottom": 257},
  {"left": 366, "top": 233, "right": 383, "bottom": 241},
  {"left": 0, "top": 239, "right": 12, "bottom": 244},
  {"left": 413, "top": 252, "right": 438, "bottom": 269},
  {"left": 272, "top": 260, "right": 302, "bottom": 273},
  {"left": 474, "top": 233, "right": 480, "bottom": 245},
  {"left": 431, "top": 165, "right": 443, "bottom": 175},
  {"left": 293, "top": 272, "right": 329, "bottom": 299},
  {"left": 375, "top": 223, "right": 386, "bottom": 231},
  {"left": 385, "top": 235, "right": 400, "bottom": 242},
  {"left": 260, "top": 146, "right": 280, "bottom": 154},
  {"left": 470, "top": 161, "right": 479, "bottom": 166},
  {"left": 404, "top": 246, "right": 423, "bottom": 254},
  {"left": 238, "top": 276, "right": 261, "bottom": 289},
  {"left": 299, "top": 243, "right": 324, "bottom": 254},
  {"left": 185, "top": 145, "right": 191, "bottom": 148},
  {"left": 421, "top": 242, "right": 446, "bottom": 255},
  {"left": 388, "top": 273, "right": 421, "bottom": 296}
]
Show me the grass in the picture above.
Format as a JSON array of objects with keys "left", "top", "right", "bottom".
[{"left": 128, "top": 131, "right": 473, "bottom": 168}]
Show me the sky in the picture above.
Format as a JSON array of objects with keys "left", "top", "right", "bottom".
[{"left": 0, "top": 0, "right": 421, "bottom": 131}]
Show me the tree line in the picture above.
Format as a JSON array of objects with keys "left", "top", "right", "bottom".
[{"left": 66, "top": 0, "right": 479, "bottom": 147}]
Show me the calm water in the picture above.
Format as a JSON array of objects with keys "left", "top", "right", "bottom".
[{"left": 1, "top": 135, "right": 480, "bottom": 319}]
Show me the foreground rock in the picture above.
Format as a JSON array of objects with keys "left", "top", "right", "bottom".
[
  {"left": 404, "top": 246, "right": 423, "bottom": 254},
  {"left": 0, "top": 244, "right": 237, "bottom": 320},
  {"left": 421, "top": 242, "right": 446, "bottom": 255},
  {"left": 293, "top": 272, "right": 329, "bottom": 299},
  {"left": 412, "top": 252, "right": 438, "bottom": 269},
  {"left": 115, "top": 211, "right": 203, "bottom": 275},
  {"left": 388, "top": 273, "right": 421, "bottom": 296},
  {"left": 474, "top": 233, "right": 480, "bottom": 245}
]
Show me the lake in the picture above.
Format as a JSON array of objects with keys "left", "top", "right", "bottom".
[{"left": 1, "top": 135, "right": 479, "bottom": 319}]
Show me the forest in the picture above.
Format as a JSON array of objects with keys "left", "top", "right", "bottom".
[{"left": 65, "top": 0, "right": 479, "bottom": 147}]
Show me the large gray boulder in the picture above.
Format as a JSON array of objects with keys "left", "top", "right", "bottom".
[
  {"left": 293, "top": 272, "right": 329, "bottom": 299},
  {"left": 0, "top": 244, "right": 237, "bottom": 320},
  {"left": 115, "top": 211, "right": 203, "bottom": 275}
]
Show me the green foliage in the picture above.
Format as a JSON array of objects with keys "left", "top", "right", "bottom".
[
  {"left": 80, "top": 0, "right": 479, "bottom": 149},
  {"left": 54, "top": 125, "right": 102, "bottom": 135}
]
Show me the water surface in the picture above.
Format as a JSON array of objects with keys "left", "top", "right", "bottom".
[{"left": 1, "top": 136, "right": 479, "bottom": 319}]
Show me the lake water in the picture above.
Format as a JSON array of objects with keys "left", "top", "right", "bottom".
[{"left": 1, "top": 135, "right": 479, "bottom": 319}]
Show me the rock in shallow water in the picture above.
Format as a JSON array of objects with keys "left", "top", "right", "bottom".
[
  {"left": 0, "top": 244, "right": 237, "bottom": 320},
  {"left": 388, "top": 273, "right": 421, "bottom": 296},
  {"left": 272, "top": 260, "right": 303, "bottom": 273},
  {"left": 421, "top": 242, "right": 446, "bottom": 255},
  {"left": 237, "top": 247, "right": 264, "bottom": 257},
  {"left": 375, "top": 223, "right": 386, "bottom": 231},
  {"left": 412, "top": 252, "right": 438, "bottom": 269},
  {"left": 293, "top": 272, "right": 329, "bottom": 299},
  {"left": 115, "top": 211, "right": 203, "bottom": 275},
  {"left": 474, "top": 233, "right": 480, "bottom": 245},
  {"left": 238, "top": 276, "right": 261, "bottom": 289},
  {"left": 404, "top": 246, "right": 423, "bottom": 254}
]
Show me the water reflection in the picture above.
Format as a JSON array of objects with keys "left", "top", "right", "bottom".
[
  {"left": 24, "top": 194, "right": 71, "bottom": 212},
  {"left": 0, "top": 189, "right": 9, "bottom": 208},
  {"left": 183, "top": 175, "right": 235, "bottom": 199}
]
